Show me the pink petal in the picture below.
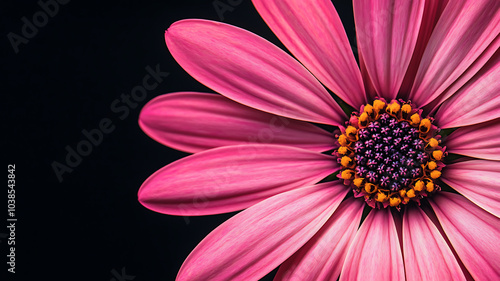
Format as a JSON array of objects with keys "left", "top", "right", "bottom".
[
  {"left": 139, "top": 92, "right": 335, "bottom": 153},
  {"left": 425, "top": 37, "right": 500, "bottom": 114},
  {"left": 165, "top": 19, "right": 346, "bottom": 125},
  {"left": 409, "top": 0, "right": 500, "bottom": 107},
  {"left": 446, "top": 118, "right": 500, "bottom": 161},
  {"left": 274, "top": 197, "right": 364, "bottom": 281},
  {"left": 340, "top": 209, "right": 405, "bottom": 281},
  {"left": 441, "top": 159, "right": 500, "bottom": 218},
  {"left": 176, "top": 182, "right": 349, "bottom": 281},
  {"left": 434, "top": 50, "right": 500, "bottom": 128},
  {"left": 430, "top": 192, "right": 500, "bottom": 281},
  {"left": 252, "top": 0, "right": 366, "bottom": 108},
  {"left": 354, "top": 0, "right": 425, "bottom": 100},
  {"left": 358, "top": 50, "right": 378, "bottom": 101},
  {"left": 138, "top": 144, "right": 337, "bottom": 216},
  {"left": 403, "top": 207, "right": 466, "bottom": 281},
  {"left": 399, "top": 0, "right": 449, "bottom": 95}
]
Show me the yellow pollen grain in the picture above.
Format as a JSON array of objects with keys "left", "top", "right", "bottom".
[
  {"left": 359, "top": 112, "right": 369, "bottom": 127},
  {"left": 338, "top": 134, "right": 348, "bottom": 146},
  {"left": 341, "top": 156, "right": 353, "bottom": 167},
  {"left": 420, "top": 118, "right": 431, "bottom": 133},
  {"left": 410, "top": 113, "right": 421, "bottom": 125},
  {"left": 426, "top": 181, "right": 435, "bottom": 192},
  {"left": 364, "top": 183, "right": 377, "bottom": 194},
  {"left": 390, "top": 196, "right": 401, "bottom": 207},
  {"left": 346, "top": 126, "right": 358, "bottom": 140},
  {"left": 341, "top": 169, "right": 354, "bottom": 180},
  {"left": 402, "top": 104, "right": 412, "bottom": 113},
  {"left": 399, "top": 189, "right": 406, "bottom": 197},
  {"left": 364, "top": 104, "right": 374, "bottom": 114},
  {"left": 338, "top": 146, "right": 348, "bottom": 155},
  {"left": 406, "top": 189, "right": 416, "bottom": 198},
  {"left": 414, "top": 180, "right": 424, "bottom": 192},
  {"left": 388, "top": 102, "right": 401, "bottom": 114},
  {"left": 375, "top": 192, "right": 387, "bottom": 202},
  {"left": 353, "top": 178, "right": 364, "bottom": 187},
  {"left": 430, "top": 170, "right": 442, "bottom": 179},
  {"left": 373, "top": 100, "right": 385, "bottom": 112},
  {"left": 429, "top": 138, "right": 439, "bottom": 148},
  {"left": 428, "top": 161, "right": 437, "bottom": 170},
  {"left": 432, "top": 150, "right": 443, "bottom": 160}
]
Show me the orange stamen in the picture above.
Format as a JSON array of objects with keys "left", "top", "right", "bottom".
[
  {"left": 432, "top": 150, "right": 443, "bottom": 161},
  {"left": 419, "top": 118, "right": 431, "bottom": 134},
  {"left": 430, "top": 170, "right": 441, "bottom": 179},
  {"left": 364, "top": 183, "right": 377, "bottom": 194},
  {"left": 341, "top": 169, "right": 354, "bottom": 180},
  {"left": 338, "top": 134, "right": 348, "bottom": 146},
  {"left": 414, "top": 180, "right": 424, "bottom": 192},
  {"left": 353, "top": 178, "right": 364, "bottom": 188},
  {"left": 389, "top": 196, "right": 401, "bottom": 207},
  {"left": 375, "top": 192, "right": 387, "bottom": 202},
  {"left": 341, "top": 156, "right": 354, "bottom": 168},
  {"left": 427, "top": 161, "right": 437, "bottom": 170}
]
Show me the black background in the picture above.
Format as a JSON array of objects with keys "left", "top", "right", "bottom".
[{"left": 2, "top": 1, "right": 355, "bottom": 280}]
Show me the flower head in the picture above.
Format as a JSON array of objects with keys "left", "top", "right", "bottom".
[{"left": 139, "top": 0, "right": 500, "bottom": 280}]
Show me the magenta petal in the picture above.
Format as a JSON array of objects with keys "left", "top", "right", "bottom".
[
  {"left": 139, "top": 92, "right": 335, "bottom": 153},
  {"left": 434, "top": 51, "right": 500, "bottom": 128},
  {"left": 340, "top": 209, "right": 405, "bottom": 281},
  {"left": 446, "top": 119, "right": 500, "bottom": 161},
  {"left": 354, "top": 0, "right": 425, "bottom": 100},
  {"left": 409, "top": 0, "right": 500, "bottom": 107},
  {"left": 138, "top": 144, "right": 337, "bottom": 216},
  {"left": 252, "top": 0, "right": 366, "bottom": 108},
  {"left": 441, "top": 159, "right": 500, "bottom": 218},
  {"left": 165, "top": 19, "right": 346, "bottom": 125},
  {"left": 399, "top": 0, "right": 448, "bottom": 95},
  {"left": 430, "top": 192, "right": 500, "bottom": 281},
  {"left": 425, "top": 37, "right": 500, "bottom": 115},
  {"left": 176, "top": 182, "right": 348, "bottom": 281},
  {"left": 403, "top": 207, "right": 466, "bottom": 281},
  {"left": 275, "top": 197, "right": 364, "bottom": 281}
]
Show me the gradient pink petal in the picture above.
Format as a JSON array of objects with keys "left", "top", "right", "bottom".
[
  {"left": 409, "top": 0, "right": 500, "bottom": 107},
  {"left": 399, "top": 0, "right": 448, "bottom": 95},
  {"left": 358, "top": 50, "right": 378, "bottom": 101},
  {"left": 441, "top": 159, "right": 500, "bottom": 218},
  {"left": 430, "top": 192, "right": 500, "bottom": 281},
  {"left": 434, "top": 49, "right": 500, "bottom": 128},
  {"left": 139, "top": 92, "right": 335, "bottom": 153},
  {"left": 165, "top": 19, "right": 345, "bottom": 125},
  {"left": 252, "top": 0, "right": 366, "bottom": 108},
  {"left": 354, "top": 0, "right": 425, "bottom": 100},
  {"left": 425, "top": 37, "right": 500, "bottom": 115},
  {"left": 446, "top": 118, "right": 500, "bottom": 161},
  {"left": 403, "top": 207, "right": 466, "bottom": 281},
  {"left": 340, "top": 209, "right": 405, "bottom": 281},
  {"left": 274, "top": 197, "right": 364, "bottom": 281},
  {"left": 138, "top": 144, "right": 337, "bottom": 216},
  {"left": 176, "top": 182, "right": 349, "bottom": 281}
]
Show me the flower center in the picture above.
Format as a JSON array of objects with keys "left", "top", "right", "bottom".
[{"left": 335, "top": 99, "right": 446, "bottom": 209}]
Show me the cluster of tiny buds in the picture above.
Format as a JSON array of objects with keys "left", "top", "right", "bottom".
[{"left": 334, "top": 98, "right": 446, "bottom": 210}]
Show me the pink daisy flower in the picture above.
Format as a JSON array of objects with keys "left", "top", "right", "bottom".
[{"left": 138, "top": 0, "right": 500, "bottom": 280}]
